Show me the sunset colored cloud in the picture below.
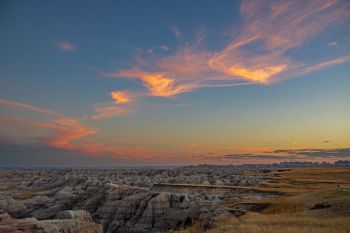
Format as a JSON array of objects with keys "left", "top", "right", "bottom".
[
  {"left": 110, "top": 90, "right": 133, "bottom": 104},
  {"left": 208, "top": 0, "right": 350, "bottom": 84},
  {"left": 0, "top": 115, "right": 96, "bottom": 149},
  {"left": 0, "top": 99, "right": 151, "bottom": 159},
  {"left": 104, "top": 0, "right": 350, "bottom": 97},
  {"left": 106, "top": 69, "right": 198, "bottom": 97},
  {"left": 92, "top": 91, "right": 133, "bottom": 120},
  {"left": 221, "top": 65, "right": 287, "bottom": 84}
]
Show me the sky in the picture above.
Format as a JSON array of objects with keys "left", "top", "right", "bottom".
[{"left": 1, "top": 0, "right": 350, "bottom": 167}]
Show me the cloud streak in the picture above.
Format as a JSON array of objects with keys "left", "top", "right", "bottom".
[
  {"left": 0, "top": 99, "right": 63, "bottom": 117},
  {"left": 199, "top": 148, "right": 350, "bottom": 162},
  {"left": 283, "top": 55, "right": 350, "bottom": 80},
  {"left": 91, "top": 104, "right": 129, "bottom": 120},
  {"left": 272, "top": 148, "right": 350, "bottom": 158},
  {"left": 104, "top": 0, "right": 350, "bottom": 98},
  {"left": 0, "top": 99, "right": 151, "bottom": 159}
]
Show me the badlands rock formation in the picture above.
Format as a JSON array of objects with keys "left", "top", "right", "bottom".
[
  {"left": 1, "top": 162, "right": 348, "bottom": 233},
  {"left": 0, "top": 210, "right": 103, "bottom": 233}
]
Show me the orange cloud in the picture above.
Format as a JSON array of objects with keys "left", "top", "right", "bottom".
[
  {"left": 105, "top": 0, "right": 350, "bottom": 95},
  {"left": 0, "top": 99, "right": 95, "bottom": 148},
  {"left": 106, "top": 69, "right": 198, "bottom": 97},
  {"left": 0, "top": 115, "right": 95, "bottom": 148},
  {"left": 218, "top": 65, "right": 287, "bottom": 84},
  {"left": 209, "top": 0, "right": 350, "bottom": 83},
  {"left": 0, "top": 99, "right": 154, "bottom": 159},
  {"left": 92, "top": 91, "right": 133, "bottom": 120},
  {"left": 110, "top": 90, "right": 133, "bottom": 104},
  {"left": 44, "top": 118, "right": 97, "bottom": 148}
]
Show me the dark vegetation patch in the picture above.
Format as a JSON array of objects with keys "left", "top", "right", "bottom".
[{"left": 310, "top": 202, "right": 331, "bottom": 210}]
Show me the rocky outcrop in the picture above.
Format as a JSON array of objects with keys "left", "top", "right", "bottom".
[
  {"left": 0, "top": 212, "right": 103, "bottom": 233},
  {"left": 0, "top": 196, "right": 27, "bottom": 218},
  {"left": 0, "top": 165, "right": 286, "bottom": 233},
  {"left": 150, "top": 183, "right": 279, "bottom": 198},
  {"left": 56, "top": 210, "right": 94, "bottom": 222},
  {"left": 94, "top": 186, "right": 199, "bottom": 233}
]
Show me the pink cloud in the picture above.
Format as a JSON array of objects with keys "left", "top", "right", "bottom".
[{"left": 0, "top": 99, "right": 152, "bottom": 159}]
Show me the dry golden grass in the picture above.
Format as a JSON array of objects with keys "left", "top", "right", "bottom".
[
  {"left": 262, "top": 167, "right": 350, "bottom": 194},
  {"left": 175, "top": 189, "right": 350, "bottom": 233},
  {"left": 172, "top": 168, "right": 350, "bottom": 233},
  {"left": 202, "top": 213, "right": 350, "bottom": 233}
]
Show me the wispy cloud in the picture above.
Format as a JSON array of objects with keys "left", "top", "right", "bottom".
[
  {"left": 224, "top": 153, "right": 296, "bottom": 160},
  {"left": 159, "top": 45, "right": 170, "bottom": 51},
  {"left": 208, "top": 0, "right": 350, "bottom": 84},
  {"left": 104, "top": 0, "right": 350, "bottom": 98},
  {"left": 328, "top": 41, "right": 338, "bottom": 46},
  {"left": 1, "top": 116, "right": 96, "bottom": 148},
  {"left": 198, "top": 147, "right": 350, "bottom": 162},
  {"left": 171, "top": 25, "right": 182, "bottom": 38},
  {"left": 91, "top": 104, "right": 129, "bottom": 120},
  {"left": 105, "top": 69, "right": 199, "bottom": 97},
  {"left": 0, "top": 99, "right": 62, "bottom": 117},
  {"left": 283, "top": 55, "right": 350, "bottom": 79},
  {"left": 57, "top": 41, "right": 76, "bottom": 51},
  {"left": 272, "top": 148, "right": 350, "bottom": 158},
  {"left": 0, "top": 99, "right": 151, "bottom": 159}
]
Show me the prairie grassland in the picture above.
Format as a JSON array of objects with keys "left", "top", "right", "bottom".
[
  {"left": 263, "top": 167, "right": 350, "bottom": 194},
  {"left": 202, "top": 213, "right": 350, "bottom": 233},
  {"left": 173, "top": 167, "right": 350, "bottom": 233}
]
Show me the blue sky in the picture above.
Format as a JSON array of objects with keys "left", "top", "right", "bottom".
[{"left": 1, "top": 0, "right": 350, "bottom": 166}]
